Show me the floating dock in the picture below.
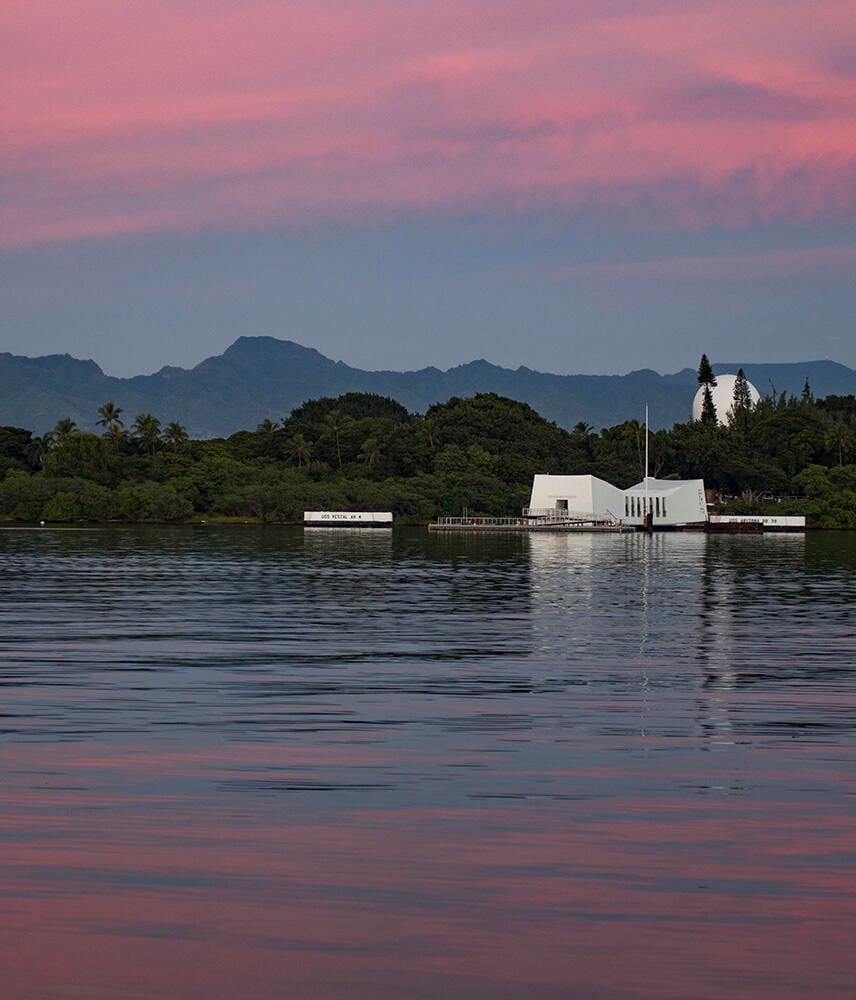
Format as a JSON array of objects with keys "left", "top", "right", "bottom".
[
  {"left": 304, "top": 511, "right": 393, "bottom": 528},
  {"left": 707, "top": 514, "right": 806, "bottom": 532},
  {"left": 428, "top": 516, "right": 633, "bottom": 533}
]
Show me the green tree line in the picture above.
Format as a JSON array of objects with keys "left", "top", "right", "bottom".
[{"left": 1, "top": 386, "right": 855, "bottom": 527}]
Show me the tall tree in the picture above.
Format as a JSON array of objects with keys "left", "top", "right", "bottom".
[
  {"left": 162, "top": 421, "right": 189, "bottom": 449},
  {"left": 96, "top": 401, "right": 124, "bottom": 433},
  {"left": 700, "top": 386, "right": 718, "bottom": 425},
  {"left": 285, "top": 433, "right": 312, "bottom": 468},
  {"left": 824, "top": 422, "right": 854, "bottom": 467},
  {"left": 697, "top": 354, "right": 718, "bottom": 425},
  {"left": 27, "top": 432, "right": 55, "bottom": 469},
  {"left": 697, "top": 354, "right": 717, "bottom": 388},
  {"left": 132, "top": 413, "right": 162, "bottom": 455},
  {"left": 359, "top": 436, "right": 379, "bottom": 468},
  {"left": 324, "top": 410, "right": 351, "bottom": 468},
  {"left": 730, "top": 368, "right": 754, "bottom": 425},
  {"left": 54, "top": 417, "right": 78, "bottom": 437},
  {"left": 105, "top": 423, "right": 127, "bottom": 452}
]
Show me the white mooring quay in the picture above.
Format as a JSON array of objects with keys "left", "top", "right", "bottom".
[
  {"left": 708, "top": 514, "right": 806, "bottom": 532},
  {"left": 303, "top": 511, "right": 393, "bottom": 528}
]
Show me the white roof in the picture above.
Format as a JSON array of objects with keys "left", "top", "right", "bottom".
[{"left": 624, "top": 478, "right": 704, "bottom": 495}]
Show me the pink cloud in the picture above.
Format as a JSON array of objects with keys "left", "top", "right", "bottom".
[
  {"left": 2, "top": 0, "right": 856, "bottom": 246},
  {"left": 555, "top": 242, "right": 856, "bottom": 282}
]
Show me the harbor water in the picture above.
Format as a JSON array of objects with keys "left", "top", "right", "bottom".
[{"left": 0, "top": 526, "right": 854, "bottom": 999}]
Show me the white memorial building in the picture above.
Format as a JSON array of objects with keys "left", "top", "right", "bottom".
[{"left": 527, "top": 474, "right": 708, "bottom": 528}]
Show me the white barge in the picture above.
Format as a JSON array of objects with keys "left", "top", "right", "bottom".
[
  {"left": 707, "top": 514, "right": 806, "bottom": 532},
  {"left": 303, "top": 511, "right": 393, "bottom": 528}
]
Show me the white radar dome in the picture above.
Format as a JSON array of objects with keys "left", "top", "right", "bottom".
[{"left": 692, "top": 372, "right": 760, "bottom": 425}]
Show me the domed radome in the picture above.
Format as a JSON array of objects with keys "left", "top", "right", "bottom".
[{"left": 692, "top": 373, "right": 760, "bottom": 424}]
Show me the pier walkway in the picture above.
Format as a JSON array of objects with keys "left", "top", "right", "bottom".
[{"left": 428, "top": 514, "right": 633, "bottom": 533}]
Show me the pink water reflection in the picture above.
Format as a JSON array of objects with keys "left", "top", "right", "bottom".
[{"left": 1, "top": 742, "right": 854, "bottom": 1000}]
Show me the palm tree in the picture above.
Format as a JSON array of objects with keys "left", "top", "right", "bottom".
[
  {"left": 324, "top": 410, "right": 351, "bottom": 468},
  {"left": 105, "top": 422, "right": 128, "bottom": 452},
  {"left": 359, "top": 436, "right": 379, "bottom": 468},
  {"left": 96, "top": 401, "right": 124, "bottom": 433},
  {"left": 285, "top": 432, "right": 312, "bottom": 468},
  {"left": 53, "top": 417, "right": 78, "bottom": 437},
  {"left": 256, "top": 418, "right": 280, "bottom": 434},
  {"left": 825, "top": 422, "right": 854, "bottom": 467},
  {"left": 132, "top": 412, "right": 162, "bottom": 455},
  {"left": 162, "top": 421, "right": 189, "bottom": 449},
  {"left": 423, "top": 417, "right": 437, "bottom": 450},
  {"left": 27, "top": 432, "right": 55, "bottom": 469}
]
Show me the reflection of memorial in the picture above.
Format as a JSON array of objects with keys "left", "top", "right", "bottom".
[
  {"left": 525, "top": 530, "right": 803, "bottom": 745},
  {"left": 695, "top": 533, "right": 807, "bottom": 674},
  {"left": 301, "top": 524, "right": 393, "bottom": 554},
  {"left": 300, "top": 526, "right": 395, "bottom": 605},
  {"left": 694, "top": 535, "right": 738, "bottom": 744},
  {"left": 694, "top": 533, "right": 805, "bottom": 744},
  {"left": 526, "top": 531, "right": 662, "bottom": 662}
]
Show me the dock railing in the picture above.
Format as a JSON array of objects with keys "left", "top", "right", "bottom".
[
  {"left": 431, "top": 510, "right": 621, "bottom": 529},
  {"left": 432, "top": 516, "right": 528, "bottom": 527},
  {"left": 523, "top": 508, "right": 620, "bottom": 525},
  {"left": 522, "top": 507, "right": 598, "bottom": 521}
]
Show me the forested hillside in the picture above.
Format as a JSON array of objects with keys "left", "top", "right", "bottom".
[
  {"left": 1, "top": 389, "right": 855, "bottom": 527},
  {"left": 3, "top": 337, "right": 855, "bottom": 436}
]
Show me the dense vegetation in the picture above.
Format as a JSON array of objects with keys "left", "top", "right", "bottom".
[{"left": 1, "top": 386, "right": 855, "bottom": 527}]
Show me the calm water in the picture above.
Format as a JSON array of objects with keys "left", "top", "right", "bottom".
[{"left": 0, "top": 526, "right": 854, "bottom": 999}]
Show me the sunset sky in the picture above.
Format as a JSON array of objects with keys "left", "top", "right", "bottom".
[{"left": 3, "top": 0, "right": 855, "bottom": 376}]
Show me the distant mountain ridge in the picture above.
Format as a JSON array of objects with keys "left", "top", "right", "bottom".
[{"left": 1, "top": 337, "right": 854, "bottom": 437}]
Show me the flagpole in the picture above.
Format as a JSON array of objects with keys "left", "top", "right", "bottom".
[{"left": 644, "top": 404, "right": 650, "bottom": 532}]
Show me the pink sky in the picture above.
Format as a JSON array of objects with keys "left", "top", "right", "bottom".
[{"left": 4, "top": 0, "right": 856, "bottom": 247}]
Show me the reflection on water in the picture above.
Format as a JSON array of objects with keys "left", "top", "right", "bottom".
[{"left": 0, "top": 526, "right": 855, "bottom": 999}]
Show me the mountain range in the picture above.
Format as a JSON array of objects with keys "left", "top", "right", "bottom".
[{"left": 2, "top": 337, "right": 854, "bottom": 437}]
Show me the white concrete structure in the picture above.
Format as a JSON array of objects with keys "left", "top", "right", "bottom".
[
  {"left": 622, "top": 478, "right": 708, "bottom": 527},
  {"left": 304, "top": 511, "right": 392, "bottom": 527},
  {"left": 528, "top": 475, "right": 708, "bottom": 528},
  {"left": 527, "top": 474, "right": 626, "bottom": 522},
  {"left": 692, "top": 372, "right": 761, "bottom": 425}
]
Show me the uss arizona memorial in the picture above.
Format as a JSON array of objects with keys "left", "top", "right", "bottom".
[
  {"left": 435, "top": 371, "right": 804, "bottom": 532},
  {"left": 504, "top": 370, "right": 800, "bottom": 531},
  {"left": 527, "top": 474, "right": 707, "bottom": 529},
  {"left": 426, "top": 470, "right": 804, "bottom": 532},
  {"left": 316, "top": 472, "right": 804, "bottom": 532},
  {"left": 320, "top": 474, "right": 714, "bottom": 531}
]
